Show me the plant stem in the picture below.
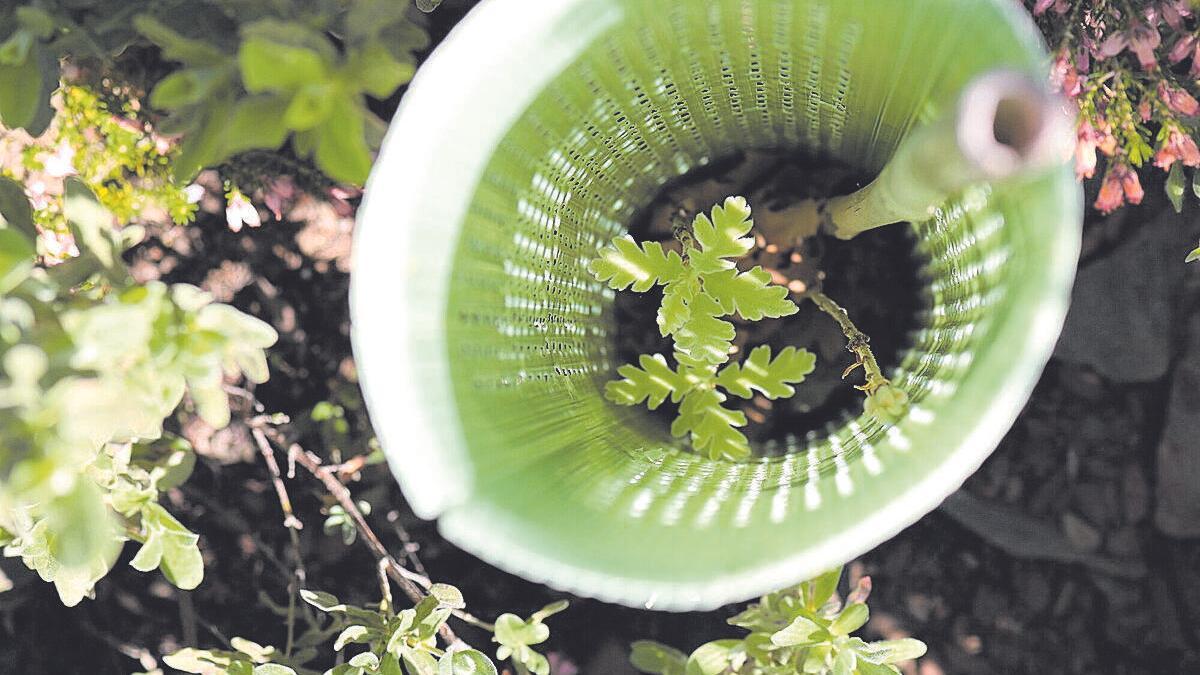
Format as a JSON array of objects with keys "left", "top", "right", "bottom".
[
  {"left": 282, "top": 438, "right": 464, "bottom": 649},
  {"left": 805, "top": 289, "right": 890, "bottom": 394},
  {"left": 251, "top": 426, "right": 306, "bottom": 657}
]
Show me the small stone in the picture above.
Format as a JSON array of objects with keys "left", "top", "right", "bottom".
[
  {"left": 1155, "top": 313, "right": 1200, "bottom": 537},
  {"left": 1073, "top": 482, "right": 1117, "bottom": 528},
  {"left": 1061, "top": 512, "right": 1102, "bottom": 553},
  {"left": 1055, "top": 206, "right": 1191, "bottom": 382},
  {"left": 1122, "top": 465, "right": 1150, "bottom": 523},
  {"left": 1106, "top": 526, "right": 1142, "bottom": 558}
]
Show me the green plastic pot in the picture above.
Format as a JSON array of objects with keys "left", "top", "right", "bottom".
[{"left": 352, "top": 0, "right": 1082, "bottom": 610}]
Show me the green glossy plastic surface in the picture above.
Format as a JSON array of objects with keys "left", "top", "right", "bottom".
[{"left": 352, "top": 0, "right": 1082, "bottom": 610}]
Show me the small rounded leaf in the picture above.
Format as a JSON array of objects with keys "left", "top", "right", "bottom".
[{"left": 438, "top": 649, "right": 498, "bottom": 675}]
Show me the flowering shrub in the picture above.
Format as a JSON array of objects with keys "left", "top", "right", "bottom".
[{"left": 1032, "top": 0, "right": 1200, "bottom": 221}]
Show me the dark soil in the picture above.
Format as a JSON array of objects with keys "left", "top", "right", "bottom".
[{"left": 614, "top": 150, "right": 925, "bottom": 451}]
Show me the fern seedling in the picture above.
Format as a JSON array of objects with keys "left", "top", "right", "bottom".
[{"left": 589, "top": 196, "right": 813, "bottom": 461}]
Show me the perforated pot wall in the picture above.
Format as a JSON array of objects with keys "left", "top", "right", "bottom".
[{"left": 352, "top": 0, "right": 1082, "bottom": 610}]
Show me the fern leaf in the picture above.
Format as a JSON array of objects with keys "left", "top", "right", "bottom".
[
  {"left": 604, "top": 354, "right": 690, "bottom": 409},
  {"left": 658, "top": 273, "right": 699, "bottom": 337},
  {"left": 716, "top": 346, "right": 817, "bottom": 400},
  {"left": 588, "top": 235, "right": 685, "bottom": 292},
  {"left": 689, "top": 196, "right": 754, "bottom": 272},
  {"left": 673, "top": 292, "right": 734, "bottom": 370},
  {"left": 671, "top": 388, "right": 750, "bottom": 461},
  {"left": 702, "top": 267, "right": 799, "bottom": 321}
]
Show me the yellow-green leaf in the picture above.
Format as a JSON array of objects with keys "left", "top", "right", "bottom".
[
  {"left": 701, "top": 266, "right": 797, "bottom": 321},
  {"left": 589, "top": 235, "right": 686, "bottom": 292},
  {"left": 716, "top": 346, "right": 816, "bottom": 400}
]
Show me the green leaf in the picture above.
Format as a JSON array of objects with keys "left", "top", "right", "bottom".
[
  {"left": 1193, "top": 167, "right": 1200, "bottom": 199},
  {"left": 15, "top": 7, "right": 56, "bottom": 39},
  {"left": 770, "top": 616, "right": 826, "bottom": 647},
  {"left": 855, "top": 638, "right": 927, "bottom": 665},
  {"left": 133, "top": 15, "right": 228, "bottom": 66},
  {"left": 402, "top": 648, "right": 439, "bottom": 675},
  {"left": 253, "top": 666, "right": 297, "bottom": 675},
  {"left": 335, "top": 625, "right": 371, "bottom": 651},
  {"left": 0, "top": 175, "right": 36, "bottom": 240},
  {"left": 429, "top": 583, "right": 466, "bottom": 609},
  {"left": 629, "top": 641, "right": 687, "bottom": 675},
  {"left": 0, "top": 227, "right": 35, "bottom": 295},
  {"left": 673, "top": 293, "right": 735, "bottom": 370},
  {"left": 716, "top": 346, "right": 816, "bottom": 400},
  {"left": 150, "top": 69, "right": 225, "bottom": 109},
  {"left": 0, "top": 30, "right": 32, "bottom": 65},
  {"left": 1186, "top": 246, "right": 1200, "bottom": 263},
  {"left": 605, "top": 354, "right": 691, "bottom": 410},
  {"left": 530, "top": 600, "right": 568, "bottom": 622},
  {"left": 1167, "top": 161, "right": 1186, "bottom": 213},
  {"left": 805, "top": 567, "right": 842, "bottom": 611},
  {"left": 224, "top": 94, "right": 291, "bottom": 156},
  {"left": 64, "top": 178, "right": 119, "bottom": 269},
  {"left": 347, "top": 42, "right": 415, "bottom": 98},
  {"left": 589, "top": 235, "right": 686, "bottom": 292},
  {"left": 0, "top": 44, "right": 53, "bottom": 132},
  {"left": 494, "top": 614, "right": 550, "bottom": 649},
  {"left": 658, "top": 273, "right": 699, "bottom": 337},
  {"left": 684, "top": 640, "right": 740, "bottom": 675},
  {"left": 832, "top": 647, "right": 856, "bottom": 675},
  {"left": 140, "top": 502, "right": 203, "bottom": 589},
  {"left": 300, "top": 588, "right": 345, "bottom": 612},
  {"left": 349, "top": 652, "right": 381, "bottom": 669},
  {"left": 438, "top": 649, "right": 498, "bottom": 675},
  {"left": 689, "top": 196, "right": 754, "bottom": 270},
  {"left": 239, "top": 39, "right": 328, "bottom": 93},
  {"left": 314, "top": 97, "right": 373, "bottom": 185},
  {"left": 830, "top": 602, "right": 868, "bottom": 635},
  {"left": 701, "top": 267, "right": 797, "bottom": 321},
  {"left": 671, "top": 388, "right": 750, "bottom": 461},
  {"left": 284, "top": 82, "right": 336, "bottom": 130}
]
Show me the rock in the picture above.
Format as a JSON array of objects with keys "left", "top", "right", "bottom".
[
  {"left": 1055, "top": 206, "right": 1192, "bottom": 382},
  {"left": 1062, "top": 512, "right": 1102, "bottom": 553},
  {"left": 1122, "top": 465, "right": 1150, "bottom": 524},
  {"left": 1155, "top": 313, "right": 1200, "bottom": 538}
]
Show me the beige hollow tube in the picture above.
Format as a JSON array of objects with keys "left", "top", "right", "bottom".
[{"left": 826, "top": 70, "right": 1072, "bottom": 240}]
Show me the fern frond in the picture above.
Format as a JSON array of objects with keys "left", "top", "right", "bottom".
[
  {"left": 671, "top": 388, "right": 750, "bottom": 461},
  {"left": 588, "top": 235, "right": 685, "bottom": 292},
  {"left": 702, "top": 267, "right": 799, "bottom": 321},
  {"left": 657, "top": 272, "right": 699, "bottom": 337},
  {"left": 689, "top": 196, "right": 755, "bottom": 272},
  {"left": 604, "top": 354, "right": 691, "bottom": 409},
  {"left": 716, "top": 346, "right": 817, "bottom": 400},
  {"left": 672, "top": 292, "right": 735, "bottom": 370}
]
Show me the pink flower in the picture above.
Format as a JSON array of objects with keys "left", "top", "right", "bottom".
[
  {"left": 1098, "top": 32, "right": 1128, "bottom": 58},
  {"left": 1139, "top": 100, "right": 1153, "bottom": 122},
  {"left": 1113, "top": 163, "right": 1142, "bottom": 204},
  {"left": 1075, "top": 120, "right": 1099, "bottom": 179},
  {"left": 1127, "top": 23, "right": 1161, "bottom": 70},
  {"left": 1154, "top": 128, "right": 1200, "bottom": 169},
  {"left": 1169, "top": 35, "right": 1197, "bottom": 64},
  {"left": 1095, "top": 118, "right": 1118, "bottom": 156},
  {"left": 1161, "top": 0, "right": 1191, "bottom": 30},
  {"left": 1050, "top": 50, "right": 1082, "bottom": 97},
  {"left": 39, "top": 141, "right": 76, "bottom": 178},
  {"left": 1159, "top": 82, "right": 1200, "bottom": 116},
  {"left": 225, "top": 190, "right": 261, "bottom": 232},
  {"left": 1033, "top": 0, "right": 1055, "bottom": 15},
  {"left": 1095, "top": 162, "right": 1143, "bottom": 213}
]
